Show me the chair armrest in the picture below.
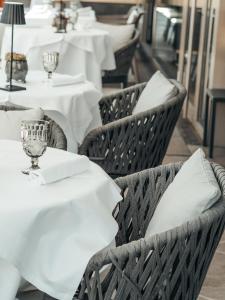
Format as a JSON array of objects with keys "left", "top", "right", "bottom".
[
  {"left": 99, "top": 82, "right": 146, "bottom": 125},
  {"left": 78, "top": 237, "right": 149, "bottom": 299}
]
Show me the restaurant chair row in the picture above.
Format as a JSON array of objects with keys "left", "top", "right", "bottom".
[{"left": 3, "top": 76, "right": 225, "bottom": 300}]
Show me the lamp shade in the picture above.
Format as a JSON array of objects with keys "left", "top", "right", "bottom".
[{"left": 1, "top": 2, "right": 25, "bottom": 25}]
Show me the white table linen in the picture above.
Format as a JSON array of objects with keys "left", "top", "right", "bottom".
[
  {"left": 1, "top": 25, "right": 116, "bottom": 90},
  {"left": 0, "top": 71, "right": 102, "bottom": 152},
  {"left": 0, "top": 140, "right": 122, "bottom": 300},
  {"left": 51, "top": 73, "right": 85, "bottom": 86}
]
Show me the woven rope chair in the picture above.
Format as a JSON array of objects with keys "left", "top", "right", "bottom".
[
  {"left": 79, "top": 80, "right": 186, "bottom": 178},
  {"left": 75, "top": 162, "right": 225, "bottom": 300},
  {"left": 0, "top": 104, "right": 67, "bottom": 150},
  {"left": 102, "top": 30, "right": 140, "bottom": 88}
]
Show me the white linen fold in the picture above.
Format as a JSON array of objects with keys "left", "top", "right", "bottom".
[
  {"left": 30, "top": 153, "right": 90, "bottom": 184},
  {"left": 51, "top": 73, "right": 85, "bottom": 87}
]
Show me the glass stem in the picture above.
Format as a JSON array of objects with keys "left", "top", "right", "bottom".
[
  {"left": 31, "top": 157, "right": 39, "bottom": 170},
  {"left": 48, "top": 72, "right": 52, "bottom": 79}
]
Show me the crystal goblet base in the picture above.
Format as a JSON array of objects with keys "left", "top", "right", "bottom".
[{"left": 22, "top": 157, "right": 40, "bottom": 175}]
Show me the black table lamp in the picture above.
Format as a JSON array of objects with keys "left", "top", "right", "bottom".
[{"left": 0, "top": 2, "right": 26, "bottom": 92}]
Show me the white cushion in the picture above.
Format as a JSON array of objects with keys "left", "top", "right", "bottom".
[
  {"left": 145, "top": 148, "right": 221, "bottom": 237},
  {"left": 133, "top": 71, "right": 177, "bottom": 114},
  {"left": 0, "top": 108, "right": 44, "bottom": 141},
  {"left": 94, "top": 22, "right": 135, "bottom": 52},
  {"left": 127, "top": 9, "right": 139, "bottom": 24}
]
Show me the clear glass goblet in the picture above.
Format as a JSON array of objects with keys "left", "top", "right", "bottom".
[
  {"left": 69, "top": 10, "right": 78, "bottom": 30},
  {"left": 21, "top": 120, "right": 49, "bottom": 175},
  {"left": 42, "top": 52, "right": 59, "bottom": 80}
]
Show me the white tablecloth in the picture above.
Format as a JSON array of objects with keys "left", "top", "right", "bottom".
[
  {"left": 1, "top": 25, "right": 116, "bottom": 90},
  {"left": 0, "top": 140, "right": 121, "bottom": 300},
  {"left": 0, "top": 71, "right": 102, "bottom": 152}
]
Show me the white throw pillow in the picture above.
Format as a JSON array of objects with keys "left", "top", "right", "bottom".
[
  {"left": 0, "top": 108, "right": 44, "bottom": 141},
  {"left": 94, "top": 22, "right": 135, "bottom": 52},
  {"left": 133, "top": 71, "right": 177, "bottom": 114},
  {"left": 145, "top": 148, "right": 221, "bottom": 237},
  {"left": 127, "top": 9, "right": 139, "bottom": 24}
]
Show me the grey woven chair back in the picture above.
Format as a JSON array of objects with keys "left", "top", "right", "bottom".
[
  {"left": 0, "top": 104, "right": 67, "bottom": 150},
  {"left": 77, "top": 163, "right": 225, "bottom": 300},
  {"left": 114, "top": 29, "right": 140, "bottom": 75},
  {"left": 79, "top": 80, "right": 186, "bottom": 178},
  {"left": 102, "top": 30, "right": 140, "bottom": 87},
  {"left": 99, "top": 82, "right": 146, "bottom": 124}
]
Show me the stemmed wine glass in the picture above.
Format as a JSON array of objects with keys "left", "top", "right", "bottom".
[
  {"left": 69, "top": 10, "right": 78, "bottom": 30},
  {"left": 69, "top": 0, "right": 79, "bottom": 30},
  {"left": 42, "top": 52, "right": 59, "bottom": 80},
  {"left": 21, "top": 120, "right": 49, "bottom": 175}
]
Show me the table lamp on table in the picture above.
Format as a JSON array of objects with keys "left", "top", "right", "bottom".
[{"left": 0, "top": 2, "right": 26, "bottom": 92}]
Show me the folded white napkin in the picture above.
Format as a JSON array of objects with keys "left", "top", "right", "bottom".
[
  {"left": 30, "top": 154, "right": 90, "bottom": 185},
  {"left": 51, "top": 74, "right": 85, "bottom": 87}
]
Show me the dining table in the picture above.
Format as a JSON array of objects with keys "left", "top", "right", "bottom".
[
  {"left": 1, "top": 22, "right": 116, "bottom": 90},
  {"left": 0, "top": 71, "right": 102, "bottom": 152},
  {"left": 0, "top": 139, "right": 122, "bottom": 300}
]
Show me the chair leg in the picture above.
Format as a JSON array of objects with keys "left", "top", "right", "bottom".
[
  {"left": 122, "top": 76, "right": 128, "bottom": 88},
  {"left": 209, "top": 101, "right": 216, "bottom": 158},
  {"left": 203, "top": 94, "right": 209, "bottom": 146}
]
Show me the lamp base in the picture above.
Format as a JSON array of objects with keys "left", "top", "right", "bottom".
[{"left": 0, "top": 84, "right": 26, "bottom": 92}]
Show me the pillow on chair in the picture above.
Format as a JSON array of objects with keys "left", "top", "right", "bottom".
[
  {"left": 127, "top": 8, "right": 139, "bottom": 25},
  {"left": 94, "top": 22, "right": 135, "bottom": 52},
  {"left": 133, "top": 71, "right": 177, "bottom": 114},
  {"left": 145, "top": 148, "right": 221, "bottom": 237},
  {"left": 0, "top": 108, "right": 44, "bottom": 141}
]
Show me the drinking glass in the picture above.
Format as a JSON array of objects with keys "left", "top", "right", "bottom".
[
  {"left": 42, "top": 52, "right": 59, "bottom": 80},
  {"left": 21, "top": 120, "right": 49, "bottom": 174},
  {"left": 69, "top": 10, "right": 78, "bottom": 30}
]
